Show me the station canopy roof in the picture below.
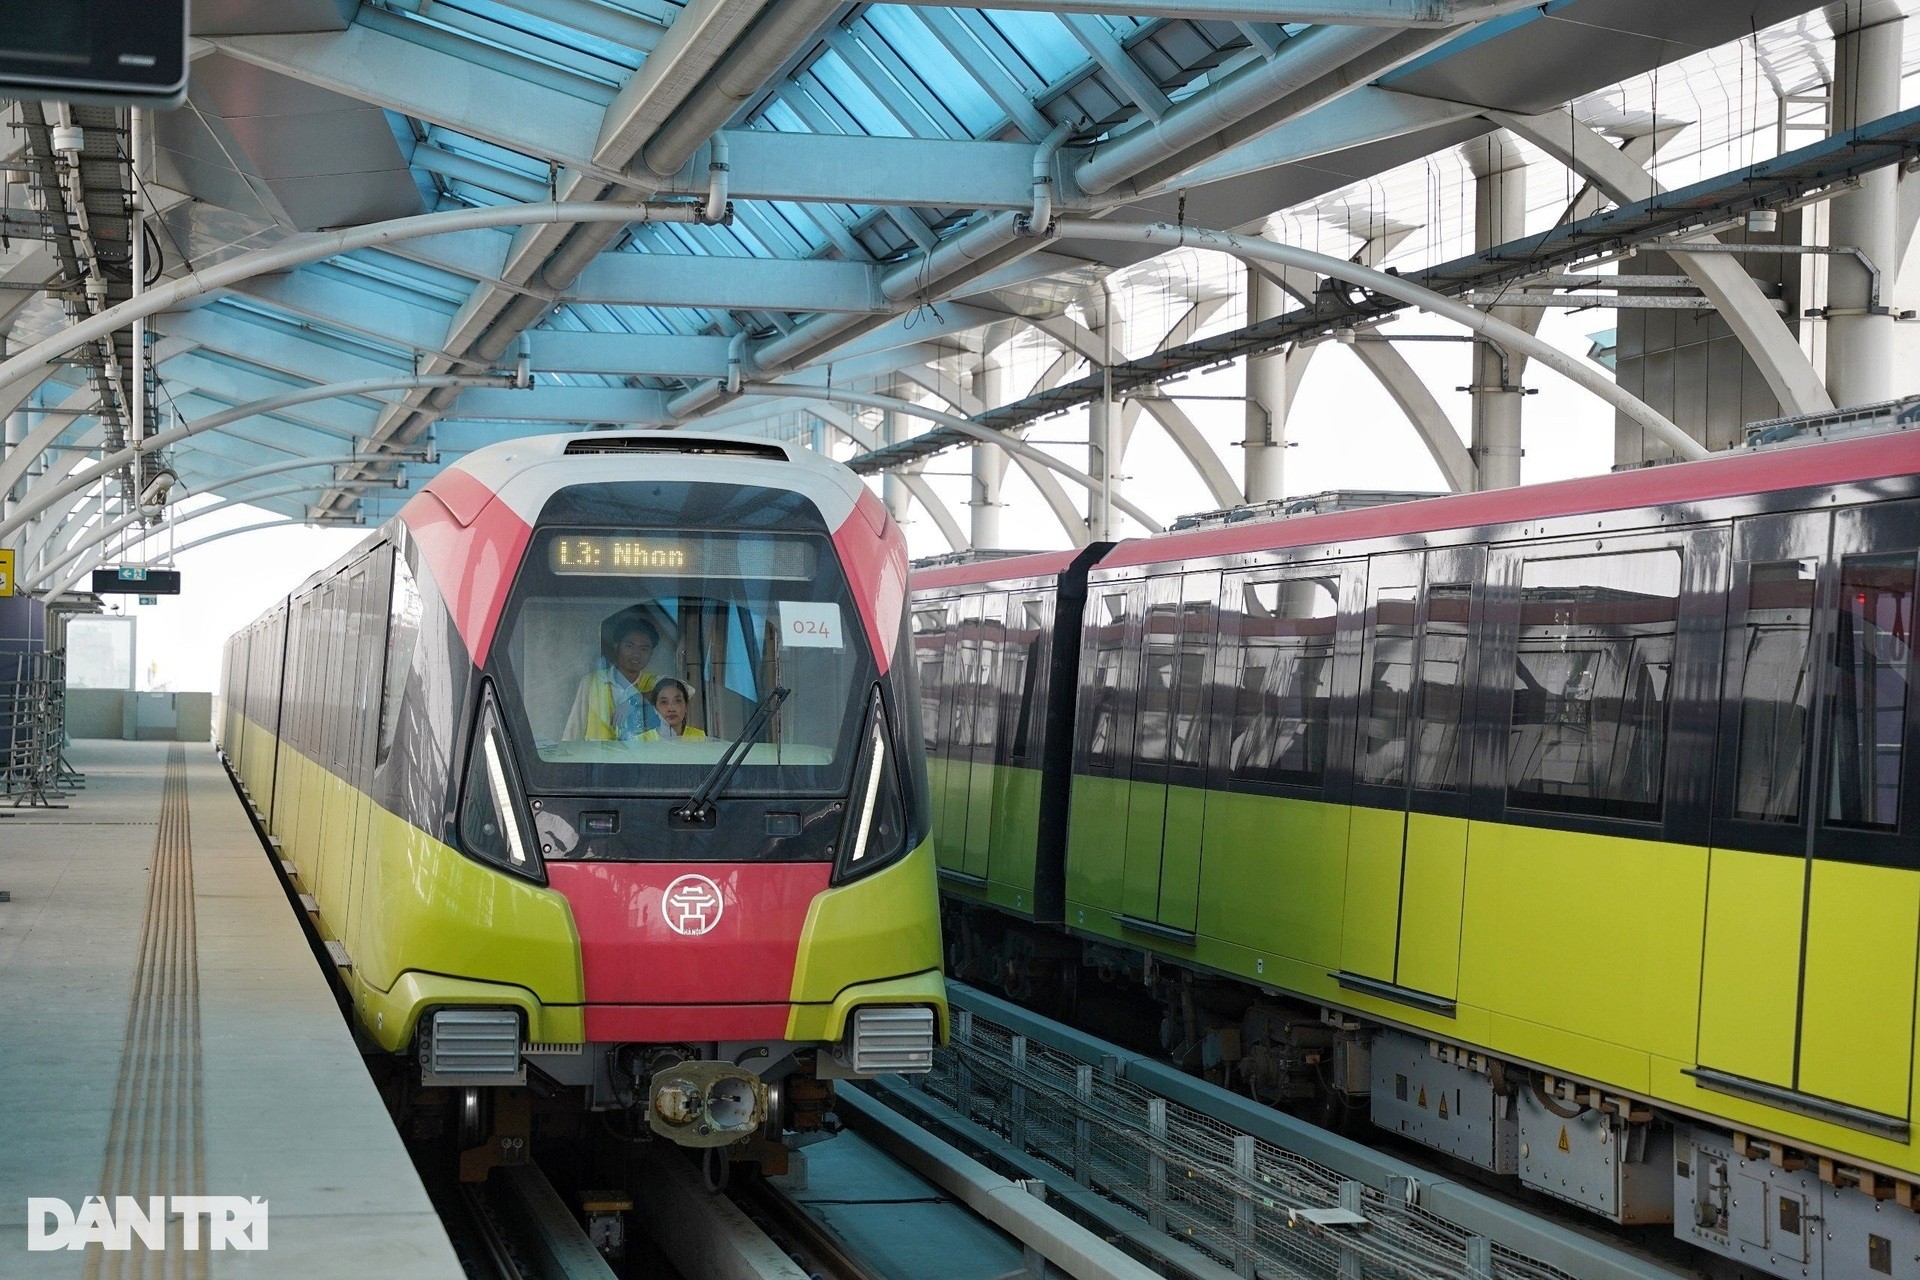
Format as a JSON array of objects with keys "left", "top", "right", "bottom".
[{"left": 0, "top": 0, "right": 1888, "bottom": 526}]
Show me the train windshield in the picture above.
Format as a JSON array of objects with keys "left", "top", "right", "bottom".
[{"left": 495, "top": 524, "right": 874, "bottom": 797}]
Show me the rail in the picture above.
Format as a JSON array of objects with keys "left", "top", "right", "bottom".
[{"left": 873, "top": 984, "right": 1687, "bottom": 1280}]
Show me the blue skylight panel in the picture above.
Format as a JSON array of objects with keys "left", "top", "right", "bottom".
[
  {"left": 859, "top": 9, "right": 1000, "bottom": 134},
  {"left": 807, "top": 49, "right": 908, "bottom": 137},
  {"left": 423, "top": 128, "right": 549, "bottom": 179},
  {"left": 458, "top": 0, "right": 644, "bottom": 68},
  {"left": 978, "top": 10, "right": 1084, "bottom": 82},
  {"left": 758, "top": 100, "right": 810, "bottom": 134},
  {"left": 768, "top": 202, "right": 829, "bottom": 253}
]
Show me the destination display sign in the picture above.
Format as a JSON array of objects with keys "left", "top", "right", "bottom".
[
  {"left": 0, "top": 0, "right": 188, "bottom": 108},
  {"left": 546, "top": 534, "right": 814, "bottom": 581}
]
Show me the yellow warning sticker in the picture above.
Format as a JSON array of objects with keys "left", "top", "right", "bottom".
[
  {"left": 1417, "top": 1086, "right": 1428, "bottom": 1109},
  {"left": 1437, "top": 1094, "right": 1449, "bottom": 1119},
  {"left": 1557, "top": 1126, "right": 1571, "bottom": 1153}
]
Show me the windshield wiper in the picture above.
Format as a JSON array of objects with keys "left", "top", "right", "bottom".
[{"left": 672, "top": 686, "right": 790, "bottom": 825}]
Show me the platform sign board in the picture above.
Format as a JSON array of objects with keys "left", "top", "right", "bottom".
[
  {"left": 92, "top": 567, "right": 180, "bottom": 596},
  {"left": 0, "top": 548, "right": 13, "bottom": 598},
  {"left": 0, "top": 0, "right": 189, "bottom": 109}
]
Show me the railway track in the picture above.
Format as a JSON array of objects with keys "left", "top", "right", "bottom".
[{"left": 733, "top": 1174, "right": 883, "bottom": 1280}]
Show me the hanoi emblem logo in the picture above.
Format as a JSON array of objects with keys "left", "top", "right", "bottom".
[{"left": 662, "top": 874, "right": 724, "bottom": 936}]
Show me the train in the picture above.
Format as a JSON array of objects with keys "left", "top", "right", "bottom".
[
  {"left": 219, "top": 431, "right": 944, "bottom": 1172},
  {"left": 912, "top": 428, "right": 1920, "bottom": 1278}
]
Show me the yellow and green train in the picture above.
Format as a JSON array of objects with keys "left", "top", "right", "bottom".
[
  {"left": 220, "top": 431, "right": 943, "bottom": 1164},
  {"left": 912, "top": 430, "right": 1920, "bottom": 1277}
]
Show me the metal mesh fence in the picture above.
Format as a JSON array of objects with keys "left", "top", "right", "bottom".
[
  {"left": 909, "top": 1009, "right": 1580, "bottom": 1280},
  {"left": 2, "top": 649, "right": 74, "bottom": 807}
]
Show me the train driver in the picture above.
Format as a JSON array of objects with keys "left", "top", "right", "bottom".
[
  {"left": 639, "top": 677, "right": 707, "bottom": 741},
  {"left": 563, "top": 607, "right": 662, "bottom": 740}
]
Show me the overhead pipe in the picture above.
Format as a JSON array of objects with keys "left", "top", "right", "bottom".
[
  {"left": 346, "top": 0, "right": 801, "bottom": 509},
  {"left": 0, "top": 202, "right": 710, "bottom": 403},
  {"left": 0, "top": 374, "right": 510, "bottom": 547},
  {"left": 670, "top": 210, "right": 1029, "bottom": 419},
  {"left": 635, "top": 0, "right": 843, "bottom": 182},
  {"left": 33, "top": 478, "right": 388, "bottom": 594},
  {"left": 704, "top": 131, "right": 731, "bottom": 223},
  {"left": 739, "top": 380, "right": 1165, "bottom": 532},
  {"left": 1048, "top": 219, "right": 1704, "bottom": 460},
  {"left": 1020, "top": 121, "right": 1076, "bottom": 237},
  {"left": 46, "top": 510, "right": 364, "bottom": 600},
  {"left": 881, "top": 0, "right": 1504, "bottom": 23},
  {"left": 1072, "top": 25, "right": 1401, "bottom": 197},
  {"left": 676, "top": 13, "right": 1502, "bottom": 419}
]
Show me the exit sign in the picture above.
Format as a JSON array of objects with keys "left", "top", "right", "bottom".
[{"left": 92, "top": 567, "right": 180, "bottom": 595}]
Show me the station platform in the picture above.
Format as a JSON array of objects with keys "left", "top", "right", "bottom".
[{"left": 0, "top": 740, "right": 463, "bottom": 1276}]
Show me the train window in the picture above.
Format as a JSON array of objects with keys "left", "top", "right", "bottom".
[
  {"left": 1169, "top": 583, "right": 1213, "bottom": 768},
  {"left": 1136, "top": 598, "right": 1180, "bottom": 764},
  {"left": 912, "top": 605, "right": 948, "bottom": 754},
  {"left": 377, "top": 548, "right": 421, "bottom": 767},
  {"left": 1508, "top": 549, "right": 1681, "bottom": 822},
  {"left": 1413, "top": 583, "right": 1472, "bottom": 793},
  {"left": 1824, "top": 551, "right": 1915, "bottom": 831},
  {"left": 1228, "top": 575, "right": 1338, "bottom": 787},
  {"left": 496, "top": 528, "right": 875, "bottom": 797},
  {"left": 1008, "top": 598, "right": 1049, "bottom": 761},
  {"left": 972, "top": 595, "right": 1007, "bottom": 761},
  {"left": 1358, "top": 587, "right": 1418, "bottom": 787},
  {"left": 1731, "top": 560, "right": 1818, "bottom": 823},
  {"left": 950, "top": 596, "right": 984, "bottom": 754},
  {"left": 1086, "top": 592, "right": 1131, "bottom": 770}
]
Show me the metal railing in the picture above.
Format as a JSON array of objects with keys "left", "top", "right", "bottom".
[
  {"left": 905, "top": 1006, "right": 1585, "bottom": 1280},
  {"left": 2, "top": 649, "right": 77, "bottom": 807}
]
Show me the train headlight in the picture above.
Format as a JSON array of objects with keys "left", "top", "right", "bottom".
[
  {"left": 457, "top": 684, "right": 544, "bottom": 883},
  {"left": 833, "top": 687, "right": 909, "bottom": 884}
]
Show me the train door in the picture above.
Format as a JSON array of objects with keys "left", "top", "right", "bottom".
[
  {"left": 1119, "top": 572, "right": 1217, "bottom": 940},
  {"left": 989, "top": 592, "right": 1053, "bottom": 900},
  {"left": 272, "top": 597, "right": 305, "bottom": 846},
  {"left": 1338, "top": 545, "right": 1485, "bottom": 1010},
  {"left": 343, "top": 556, "right": 387, "bottom": 941},
  {"left": 312, "top": 577, "right": 350, "bottom": 912},
  {"left": 1698, "top": 502, "right": 1920, "bottom": 1129}
]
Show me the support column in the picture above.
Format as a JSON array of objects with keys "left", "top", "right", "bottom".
[
  {"left": 969, "top": 357, "right": 1006, "bottom": 550},
  {"left": 1465, "top": 132, "right": 1528, "bottom": 489},
  {"left": 881, "top": 403, "right": 911, "bottom": 527},
  {"left": 1825, "top": 2, "right": 1903, "bottom": 407},
  {"left": 1087, "top": 283, "right": 1121, "bottom": 541},
  {"left": 2, "top": 408, "right": 25, "bottom": 521},
  {"left": 1, "top": 338, "right": 19, "bottom": 522},
  {"left": 1243, "top": 271, "right": 1288, "bottom": 504}
]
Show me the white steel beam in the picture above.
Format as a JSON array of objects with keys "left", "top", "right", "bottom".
[
  {"left": 568, "top": 253, "right": 883, "bottom": 313},
  {"left": 1349, "top": 339, "right": 1475, "bottom": 492},
  {"left": 1056, "top": 220, "right": 1702, "bottom": 459},
  {"left": 893, "top": 362, "right": 1091, "bottom": 546},
  {"left": 881, "top": 0, "right": 1516, "bottom": 25},
  {"left": 796, "top": 404, "right": 968, "bottom": 553},
  {"left": 1490, "top": 108, "right": 1833, "bottom": 419}
]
